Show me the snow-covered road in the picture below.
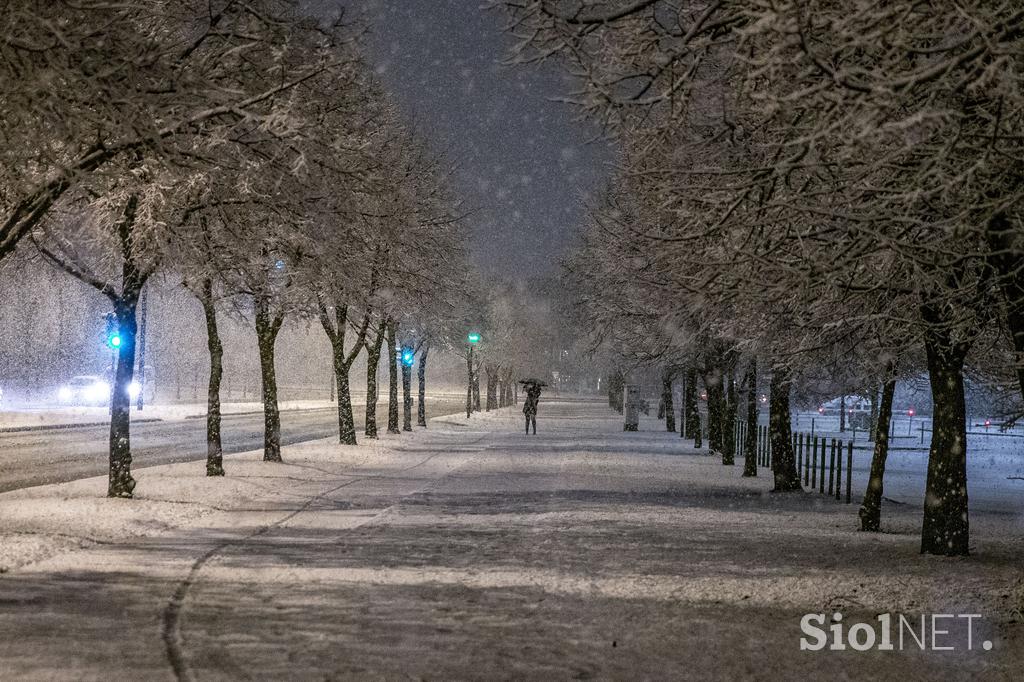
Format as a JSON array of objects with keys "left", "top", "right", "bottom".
[
  {"left": 0, "top": 396, "right": 464, "bottom": 493},
  {"left": 0, "top": 399, "right": 1020, "bottom": 680}
]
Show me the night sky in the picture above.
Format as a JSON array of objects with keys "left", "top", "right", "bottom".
[{"left": 315, "top": 0, "right": 612, "bottom": 280}]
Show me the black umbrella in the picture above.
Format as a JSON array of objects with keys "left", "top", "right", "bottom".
[{"left": 519, "top": 378, "right": 548, "bottom": 386}]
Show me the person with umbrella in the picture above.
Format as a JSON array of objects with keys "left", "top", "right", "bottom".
[{"left": 521, "top": 379, "right": 546, "bottom": 435}]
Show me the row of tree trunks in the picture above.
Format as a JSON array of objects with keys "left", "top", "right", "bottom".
[{"left": 754, "top": 339, "right": 971, "bottom": 557}]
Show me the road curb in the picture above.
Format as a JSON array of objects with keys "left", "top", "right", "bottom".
[{"left": 183, "top": 406, "right": 338, "bottom": 419}]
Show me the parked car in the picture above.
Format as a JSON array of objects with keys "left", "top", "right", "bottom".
[{"left": 818, "top": 395, "right": 872, "bottom": 429}]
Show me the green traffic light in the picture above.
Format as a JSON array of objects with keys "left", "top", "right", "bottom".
[
  {"left": 467, "top": 333, "right": 481, "bottom": 344},
  {"left": 109, "top": 335, "right": 121, "bottom": 348}
]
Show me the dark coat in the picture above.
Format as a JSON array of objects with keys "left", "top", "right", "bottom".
[{"left": 523, "top": 385, "right": 542, "bottom": 416}]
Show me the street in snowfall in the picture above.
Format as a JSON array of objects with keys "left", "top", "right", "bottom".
[{"left": 0, "top": 1, "right": 1022, "bottom": 682}]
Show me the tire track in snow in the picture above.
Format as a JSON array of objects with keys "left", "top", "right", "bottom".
[{"left": 161, "top": 434, "right": 488, "bottom": 682}]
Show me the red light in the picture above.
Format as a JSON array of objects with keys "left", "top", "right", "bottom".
[
  {"left": 984, "top": 420, "right": 991, "bottom": 427},
  {"left": 907, "top": 408, "right": 915, "bottom": 417},
  {"left": 817, "top": 407, "right": 824, "bottom": 414}
]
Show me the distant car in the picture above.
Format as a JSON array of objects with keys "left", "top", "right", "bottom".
[
  {"left": 817, "top": 395, "right": 873, "bottom": 429},
  {"left": 57, "top": 375, "right": 111, "bottom": 406},
  {"left": 57, "top": 372, "right": 150, "bottom": 406}
]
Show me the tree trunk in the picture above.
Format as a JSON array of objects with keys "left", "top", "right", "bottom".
[
  {"left": 417, "top": 344, "right": 428, "bottom": 427},
  {"left": 868, "top": 384, "right": 881, "bottom": 442},
  {"left": 402, "top": 354, "right": 412, "bottom": 431},
  {"left": 859, "top": 366, "right": 896, "bottom": 531},
  {"left": 704, "top": 364, "right": 726, "bottom": 461},
  {"left": 662, "top": 368, "right": 676, "bottom": 432},
  {"left": 387, "top": 320, "right": 400, "bottom": 434},
  {"left": 742, "top": 359, "right": 758, "bottom": 477},
  {"left": 255, "top": 303, "right": 282, "bottom": 463},
  {"left": 839, "top": 394, "right": 847, "bottom": 432},
  {"left": 722, "top": 371, "right": 737, "bottom": 464},
  {"left": 466, "top": 345, "right": 474, "bottom": 418},
  {"left": 198, "top": 280, "right": 224, "bottom": 476},
  {"left": 769, "top": 365, "right": 801, "bottom": 492},
  {"left": 334, "top": 349, "right": 357, "bottom": 445},
  {"left": 472, "top": 366, "right": 481, "bottom": 411},
  {"left": 685, "top": 366, "right": 700, "bottom": 446},
  {"left": 608, "top": 369, "right": 624, "bottom": 413},
  {"left": 365, "top": 327, "right": 384, "bottom": 438},
  {"left": 485, "top": 367, "right": 497, "bottom": 411},
  {"left": 920, "top": 318, "right": 971, "bottom": 556},
  {"left": 108, "top": 298, "right": 139, "bottom": 497}
]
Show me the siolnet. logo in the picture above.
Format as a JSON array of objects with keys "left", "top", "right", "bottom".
[{"left": 800, "top": 612, "right": 993, "bottom": 652}]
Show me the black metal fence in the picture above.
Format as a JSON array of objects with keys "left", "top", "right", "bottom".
[{"left": 735, "top": 421, "right": 855, "bottom": 504}]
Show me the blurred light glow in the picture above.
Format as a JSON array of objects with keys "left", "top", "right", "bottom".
[{"left": 84, "top": 382, "right": 109, "bottom": 403}]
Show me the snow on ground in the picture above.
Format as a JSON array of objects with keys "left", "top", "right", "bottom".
[
  {"left": 0, "top": 398, "right": 1021, "bottom": 679},
  {"left": 0, "top": 435, "right": 389, "bottom": 573}
]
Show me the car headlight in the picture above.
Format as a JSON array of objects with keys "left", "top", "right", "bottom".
[
  {"left": 58, "top": 387, "right": 73, "bottom": 402},
  {"left": 128, "top": 381, "right": 141, "bottom": 398},
  {"left": 85, "top": 382, "right": 110, "bottom": 402}
]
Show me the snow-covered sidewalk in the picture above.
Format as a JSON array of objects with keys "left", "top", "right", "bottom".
[{"left": 0, "top": 399, "right": 1021, "bottom": 679}]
